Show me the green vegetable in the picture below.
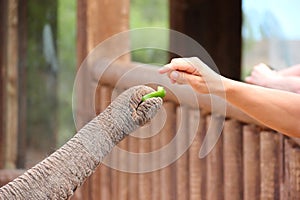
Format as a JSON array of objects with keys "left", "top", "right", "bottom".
[{"left": 142, "top": 86, "right": 166, "bottom": 101}]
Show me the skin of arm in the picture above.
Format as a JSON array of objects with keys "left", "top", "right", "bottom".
[
  {"left": 277, "top": 64, "right": 300, "bottom": 76},
  {"left": 159, "top": 57, "right": 300, "bottom": 137},
  {"left": 245, "top": 63, "right": 300, "bottom": 94}
]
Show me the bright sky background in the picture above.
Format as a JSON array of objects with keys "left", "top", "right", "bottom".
[{"left": 243, "top": 0, "right": 300, "bottom": 40}]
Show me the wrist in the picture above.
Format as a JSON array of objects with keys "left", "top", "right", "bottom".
[
  {"left": 211, "top": 76, "right": 231, "bottom": 97},
  {"left": 217, "top": 77, "right": 239, "bottom": 98}
]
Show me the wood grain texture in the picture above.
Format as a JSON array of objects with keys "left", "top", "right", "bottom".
[
  {"left": 151, "top": 113, "right": 162, "bottom": 200},
  {"left": 76, "top": 0, "right": 129, "bottom": 198},
  {"left": 128, "top": 133, "right": 139, "bottom": 200},
  {"left": 0, "top": 0, "right": 8, "bottom": 170},
  {"left": 223, "top": 119, "right": 243, "bottom": 200},
  {"left": 243, "top": 125, "right": 260, "bottom": 200},
  {"left": 160, "top": 102, "right": 176, "bottom": 200},
  {"left": 284, "top": 139, "right": 300, "bottom": 199},
  {"left": 206, "top": 115, "right": 224, "bottom": 200},
  {"left": 260, "top": 131, "right": 280, "bottom": 200},
  {"left": 4, "top": 0, "right": 19, "bottom": 169},
  {"left": 138, "top": 125, "right": 152, "bottom": 200},
  {"left": 189, "top": 109, "right": 206, "bottom": 200},
  {"left": 117, "top": 138, "right": 129, "bottom": 200},
  {"left": 176, "top": 106, "right": 189, "bottom": 200}
]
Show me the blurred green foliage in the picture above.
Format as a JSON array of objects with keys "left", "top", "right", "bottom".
[
  {"left": 130, "top": 0, "right": 169, "bottom": 27},
  {"left": 130, "top": 0, "right": 169, "bottom": 65},
  {"left": 26, "top": 0, "right": 58, "bottom": 151},
  {"left": 57, "top": 0, "right": 76, "bottom": 147}
]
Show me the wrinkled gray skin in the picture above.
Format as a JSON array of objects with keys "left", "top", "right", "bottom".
[{"left": 0, "top": 85, "right": 162, "bottom": 200}]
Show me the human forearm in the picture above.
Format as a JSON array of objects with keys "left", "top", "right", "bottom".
[
  {"left": 267, "top": 76, "right": 300, "bottom": 94},
  {"left": 160, "top": 57, "right": 300, "bottom": 137},
  {"left": 222, "top": 78, "right": 300, "bottom": 137},
  {"left": 278, "top": 64, "right": 300, "bottom": 76}
]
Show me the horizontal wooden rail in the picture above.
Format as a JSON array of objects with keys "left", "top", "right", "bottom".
[
  {"left": 91, "top": 60, "right": 300, "bottom": 143},
  {"left": 91, "top": 60, "right": 260, "bottom": 126}
]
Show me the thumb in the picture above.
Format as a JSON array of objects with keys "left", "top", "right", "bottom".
[{"left": 170, "top": 70, "right": 195, "bottom": 85}]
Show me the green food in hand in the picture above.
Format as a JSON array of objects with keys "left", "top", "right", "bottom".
[{"left": 142, "top": 86, "right": 166, "bottom": 101}]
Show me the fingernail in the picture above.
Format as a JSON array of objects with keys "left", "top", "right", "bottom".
[{"left": 170, "top": 71, "right": 179, "bottom": 79}]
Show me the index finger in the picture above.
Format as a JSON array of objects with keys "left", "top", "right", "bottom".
[
  {"left": 158, "top": 64, "right": 173, "bottom": 74},
  {"left": 170, "top": 58, "right": 200, "bottom": 75}
]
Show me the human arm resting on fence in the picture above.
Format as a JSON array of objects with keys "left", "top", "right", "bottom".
[
  {"left": 277, "top": 63, "right": 300, "bottom": 76},
  {"left": 159, "top": 57, "right": 300, "bottom": 137},
  {"left": 245, "top": 63, "right": 300, "bottom": 94}
]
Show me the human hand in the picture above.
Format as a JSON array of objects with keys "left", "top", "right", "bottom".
[
  {"left": 158, "top": 57, "right": 224, "bottom": 94},
  {"left": 245, "top": 63, "right": 281, "bottom": 87}
]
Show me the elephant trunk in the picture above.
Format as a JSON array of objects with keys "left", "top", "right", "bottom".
[{"left": 0, "top": 86, "right": 162, "bottom": 199}]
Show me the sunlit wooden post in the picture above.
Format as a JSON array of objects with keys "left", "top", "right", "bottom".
[
  {"left": 223, "top": 119, "right": 243, "bottom": 200},
  {"left": 243, "top": 125, "right": 260, "bottom": 199},
  {"left": 189, "top": 109, "right": 206, "bottom": 200},
  {"left": 0, "top": 0, "right": 19, "bottom": 169},
  {"left": 176, "top": 106, "right": 189, "bottom": 199},
  {"left": 260, "top": 131, "right": 280, "bottom": 199},
  {"left": 206, "top": 114, "right": 224, "bottom": 200},
  {"left": 76, "top": 0, "right": 130, "bottom": 199},
  {"left": 160, "top": 102, "right": 176, "bottom": 200}
]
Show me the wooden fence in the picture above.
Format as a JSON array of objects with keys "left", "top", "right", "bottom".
[
  {"left": 73, "top": 61, "right": 300, "bottom": 199},
  {"left": 1, "top": 61, "right": 300, "bottom": 199}
]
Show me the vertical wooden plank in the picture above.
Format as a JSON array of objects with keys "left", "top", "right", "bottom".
[
  {"left": 4, "top": 0, "right": 19, "bottom": 169},
  {"left": 117, "top": 138, "right": 129, "bottom": 200},
  {"left": 284, "top": 139, "right": 300, "bottom": 199},
  {"left": 76, "top": 0, "right": 87, "bottom": 66},
  {"left": 110, "top": 151, "right": 119, "bottom": 200},
  {"left": 243, "top": 124, "right": 260, "bottom": 200},
  {"left": 189, "top": 109, "right": 206, "bottom": 200},
  {"left": 223, "top": 119, "right": 243, "bottom": 200},
  {"left": 151, "top": 113, "right": 162, "bottom": 200},
  {"left": 206, "top": 114, "right": 223, "bottom": 200},
  {"left": 138, "top": 125, "right": 152, "bottom": 200},
  {"left": 76, "top": 0, "right": 130, "bottom": 197},
  {"left": 0, "top": 0, "right": 8, "bottom": 170},
  {"left": 86, "top": 0, "right": 130, "bottom": 55},
  {"left": 288, "top": 143, "right": 300, "bottom": 199},
  {"left": 128, "top": 133, "right": 139, "bottom": 200},
  {"left": 76, "top": 0, "right": 89, "bottom": 129},
  {"left": 160, "top": 102, "right": 176, "bottom": 200},
  {"left": 278, "top": 134, "right": 285, "bottom": 200},
  {"left": 76, "top": 0, "right": 130, "bottom": 125},
  {"left": 282, "top": 139, "right": 290, "bottom": 200},
  {"left": 77, "top": 0, "right": 130, "bottom": 62},
  {"left": 176, "top": 106, "right": 189, "bottom": 200},
  {"left": 260, "top": 131, "right": 280, "bottom": 199}
]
